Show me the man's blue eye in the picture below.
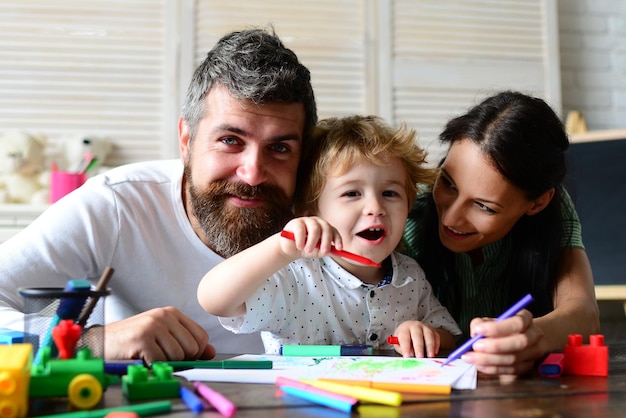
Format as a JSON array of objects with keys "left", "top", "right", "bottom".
[
  {"left": 222, "top": 137, "right": 238, "bottom": 145},
  {"left": 271, "top": 143, "right": 289, "bottom": 153}
]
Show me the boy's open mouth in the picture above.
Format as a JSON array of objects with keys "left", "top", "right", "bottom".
[{"left": 357, "top": 227, "right": 384, "bottom": 241}]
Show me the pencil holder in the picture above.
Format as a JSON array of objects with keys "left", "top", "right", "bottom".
[
  {"left": 49, "top": 171, "right": 87, "bottom": 203},
  {"left": 19, "top": 286, "right": 109, "bottom": 360}
]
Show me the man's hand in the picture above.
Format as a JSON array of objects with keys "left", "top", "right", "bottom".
[{"left": 103, "top": 306, "right": 216, "bottom": 364}]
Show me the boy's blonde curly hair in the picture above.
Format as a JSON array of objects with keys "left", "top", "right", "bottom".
[{"left": 295, "top": 115, "right": 436, "bottom": 215}]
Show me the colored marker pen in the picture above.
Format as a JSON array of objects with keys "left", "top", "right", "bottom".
[
  {"left": 155, "top": 359, "right": 272, "bottom": 370},
  {"left": 280, "top": 344, "right": 373, "bottom": 356},
  {"left": 302, "top": 378, "right": 403, "bottom": 406},
  {"left": 193, "top": 381, "right": 237, "bottom": 418},
  {"left": 441, "top": 293, "right": 534, "bottom": 367},
  {"left": 279, "top": 385, "right": 356, "bottom": 413},
  {"left": 180, "top": 386, "right": 204, "bottom": 413},
  {"left": 36, "top": 400, "right": 172, "bottom": 418}
]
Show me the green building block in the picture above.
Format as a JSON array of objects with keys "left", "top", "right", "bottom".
[
  {"left": 121, "top": 363, "right": 180, "bottom": 401},
  {"left": 29, "top": 347, "right": 119, "bottom": 410}
]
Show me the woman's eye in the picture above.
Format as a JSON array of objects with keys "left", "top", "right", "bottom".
[{"left": 476, "top": 202, "right": 496, "bottom": 214}]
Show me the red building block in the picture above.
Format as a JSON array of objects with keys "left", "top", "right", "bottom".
[{"left": 563, "top": 334, "right": 608, "bottom": 377}]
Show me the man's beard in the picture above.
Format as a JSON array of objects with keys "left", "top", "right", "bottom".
[{"left": 184, "top": 165, "right": 294, "bottom": 258}]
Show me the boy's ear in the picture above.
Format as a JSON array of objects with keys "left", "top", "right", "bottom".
[{"left": 526, "top": 187, "right": 555, "bottom": 216}]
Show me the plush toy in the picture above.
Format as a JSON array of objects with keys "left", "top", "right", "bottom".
[
  {"left": 56, "top": 136, "right": 113, "bottom": 174},
  {"left": 0, "top": 131, "right": 49, "bottom": 204}
]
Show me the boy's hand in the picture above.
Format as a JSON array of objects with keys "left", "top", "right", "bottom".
[
  {"left": 280, "top": 216, "right": 342, "bottom": 258},
  {"left": 392, "top": 320, "right": 441, "bottom": 358}
]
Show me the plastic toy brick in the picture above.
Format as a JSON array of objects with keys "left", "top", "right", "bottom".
[
  {"left": 0, "top": 329, "right": 39, "bottom": 349},
  {"left": 121, "top": 363, "right": 180, "bottom": 401},
  {"left": 0, "top": 343, "right": 32, "bottom": 418},
  {"left": 52, "top": 320, "right": 83, "bottom": 359},
  {"left": 29, "top": 347, "right": 119, "bottom": 410},
  {"left": 0, "top": 329, "right": 26, "bottom": 345},
  {"left": 563, "top": 334, "right": 608, "bottom": 377}
]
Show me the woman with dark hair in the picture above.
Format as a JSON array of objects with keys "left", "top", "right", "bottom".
[{"left": 402, "top": 91, "right": 600, "bottom": 376}]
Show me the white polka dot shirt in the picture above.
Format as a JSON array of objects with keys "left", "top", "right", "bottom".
[{"left": 218, "top": 252, "right": 461, "bottom": 354}]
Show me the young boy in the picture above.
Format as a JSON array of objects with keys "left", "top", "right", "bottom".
[{"left": 197, "top": 115, "right": 461, "bottom": 357}]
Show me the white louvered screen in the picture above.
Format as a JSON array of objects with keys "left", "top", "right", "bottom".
[
  {"left": 0, "top": 0, "right": 558, "bottom": 169},
  {"left": 193, "top": 0, "right": 369, "bottom": 121},
  {"left": 389, "top": 0, "right": 559, "bottom": 165},
  {"left": 0, "top": 0, "right": 166, "bottom": 167}
]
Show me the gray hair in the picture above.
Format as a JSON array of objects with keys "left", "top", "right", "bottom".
[{"left": 181, "top": 27, "right": 317, "bottom": 142}]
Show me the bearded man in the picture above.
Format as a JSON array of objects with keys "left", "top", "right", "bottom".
[{"left": 0, "top": 28, "right": 317, "bottom": 364}]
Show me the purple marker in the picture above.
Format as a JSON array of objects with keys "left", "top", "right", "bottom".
[{"left": 441, "top": 293, "right": 534, "bottom": 367}]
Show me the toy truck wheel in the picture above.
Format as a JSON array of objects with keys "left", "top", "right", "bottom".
[
  {"left": 0, "top": 372, "right": 17, "bottom": 396},
  {"left": 0, "top": 400, "right": 18, "bottom": 418},
  {"left": 67, "top": 374, "right": 103, "bottom": 410}
]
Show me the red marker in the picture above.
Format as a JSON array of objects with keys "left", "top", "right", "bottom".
[{"left": 280, "top": 230, "right": 381, "bottom": 268}]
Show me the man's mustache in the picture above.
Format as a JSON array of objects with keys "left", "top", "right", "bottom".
[{"left": 201, "top": 180, "right": 290, "bottom": 207}]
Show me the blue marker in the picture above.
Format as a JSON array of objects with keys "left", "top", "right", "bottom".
[
  {"left": 441, "top": 293, "right": 534, "bottom": 367},
  {"left": 104, "top": 359, "right": 144, "bottom": 375},
  {"left": 179, "top": 386, "right": 205, "bottom": 413},
  {"left": 34, "top": 279, "right": 92, "bottom": 365},
  {"left": 279, "top": 385, "right": 356, "bottom": 413}
]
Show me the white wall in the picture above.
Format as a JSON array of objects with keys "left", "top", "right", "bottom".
[{"left": 558, "top": 0, "right": 626, "bottom": 131}]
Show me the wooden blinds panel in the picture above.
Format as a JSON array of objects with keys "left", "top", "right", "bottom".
[
  {"left": 193, "top": 0, "right": 368, "bottom": 119},
  {"left": 390, "top": 0, "right": 555, "bottom": 164},
  {"left": 0, "top": 1, "right": 165, "bottom": 166}
]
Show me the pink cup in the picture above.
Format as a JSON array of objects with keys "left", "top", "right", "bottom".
[{"left": 50, "top": 171, "right": 87, "bottom": 203}]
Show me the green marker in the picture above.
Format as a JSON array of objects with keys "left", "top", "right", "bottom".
[
  {"left": 280, "top": 344, "right": 373, "bottom": 356},
  {"left": 155, "top": 359, "right": 273, "bottom": 371},
  {"left": 39, "top": 400, "right": 171, "bottom": 418}
]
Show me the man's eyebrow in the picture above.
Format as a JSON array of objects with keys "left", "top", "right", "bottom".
[
  {"left": 213, "top": 124, "right": 247, "bottom": 136},
  {"left": 271, "top": 134, "right": 301, "bottom": 143}
]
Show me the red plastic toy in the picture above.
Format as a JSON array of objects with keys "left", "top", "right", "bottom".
[
  {"left": 52, "top": 319, "right": 83, "bottom": 359},
  {"left": 563, "top": 334, "right": 608, "bottom": 377}
]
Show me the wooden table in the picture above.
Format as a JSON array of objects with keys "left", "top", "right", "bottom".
[{"left": 30, "top": 343, "right": 626, "bottom": 418}]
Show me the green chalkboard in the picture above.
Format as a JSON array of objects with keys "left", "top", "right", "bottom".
[{"left": 566, "top": 138, "right": 626, "bottom": 285}]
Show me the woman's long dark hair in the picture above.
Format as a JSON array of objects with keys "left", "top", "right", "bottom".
[{"left": 416, "top": 91, "right": 570, "bottom": 318}]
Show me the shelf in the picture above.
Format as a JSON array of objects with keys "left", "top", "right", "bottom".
[{"left": 570, "top": 129, "right": 626, "bottom": 143}]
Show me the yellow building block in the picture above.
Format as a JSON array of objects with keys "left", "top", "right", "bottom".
[{"left": 0, "top": 344, "right": 32, "bottom": 418}]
